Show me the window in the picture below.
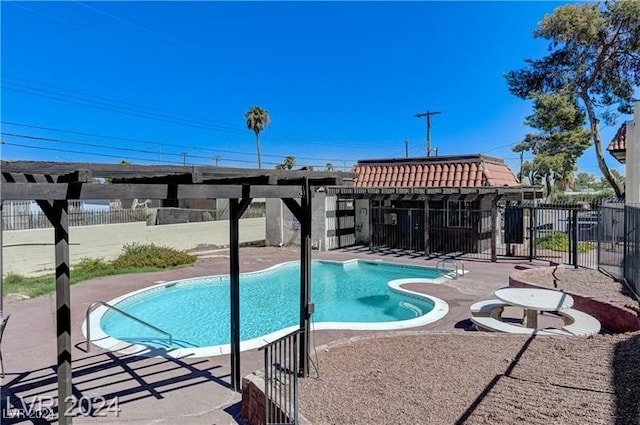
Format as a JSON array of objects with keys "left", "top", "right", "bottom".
[{"left": 447, "top": 200, "right": 472, "bottom": 228}]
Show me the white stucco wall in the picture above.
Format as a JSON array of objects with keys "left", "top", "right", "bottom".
[
  {"left": 627, "top": 102, "right": 640, "bottom": 205},
  {"left": 2, "top": 218, "right": 265, "bottom": 276}
]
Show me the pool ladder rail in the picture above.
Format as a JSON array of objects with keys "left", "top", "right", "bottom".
[
  {"left": 436, "top": 259, "right": 465, "bottom": 280},
  {"left": 85, "top": 301, "right": 172, "bottom": 353}
]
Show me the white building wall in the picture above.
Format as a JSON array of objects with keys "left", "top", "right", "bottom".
[{"left": 628, "top": 102, "right": 640, "bottom": 205}]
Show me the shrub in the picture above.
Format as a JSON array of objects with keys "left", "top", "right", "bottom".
[
  {"left": 73, "top": 257, "right": 112, "bottom": 274},
  {"left": 536, "top": 231, "right": 595, "bottom": 252},
  {"left": 110, "top": 243, "right": 196, "bottom": 269},
  {"left": 4, "top": 273, "right": 25, "bottom": 286}
]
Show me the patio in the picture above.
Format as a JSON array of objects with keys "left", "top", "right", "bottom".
[{"left": 1, "top": 246, "right": 638, "bottom": 423}]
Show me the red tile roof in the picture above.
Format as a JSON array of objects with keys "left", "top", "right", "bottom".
[
  {"left": 608, "top": 123, "right": 626, "bottom": 151},
  {"left": 352, "top": 155, "right": 520, "bottom": 188},
  {"left": 607, "top": 122, "right": 626, "bottom": 164}
]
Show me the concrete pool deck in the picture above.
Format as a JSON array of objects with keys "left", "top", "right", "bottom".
[{"left": 0, "top": 246, "right": 553, "bottom": 424}]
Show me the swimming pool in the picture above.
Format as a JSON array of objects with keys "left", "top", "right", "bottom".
[{"left": 84, "top": 259, "right": 450, "bottom": 357}]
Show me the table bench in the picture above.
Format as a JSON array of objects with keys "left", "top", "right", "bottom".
[
  {"left": 557, "top": 308, "right": 601, "bottom": 336},
  {"left": 469, "top": 299, "right": 509, "bottom": 320},
  {"left": 470, "top": 316, "right": 570, "bottom": 336},
  {"left": 471, "top": 310, "right": 601, "bottom": 337}
]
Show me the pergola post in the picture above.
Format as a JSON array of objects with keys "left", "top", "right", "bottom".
[
  {"left": 37, "top": 200, "right": 73, "bottom": 425},
  {"left": 282, "top": 178, "right": 312, "bottom": 377},
  {"left": 229, "top": 197, "right": 251, "bottom": 392},
  {"left": 299, "top": 179, "right": 312, "bottom": 377}
]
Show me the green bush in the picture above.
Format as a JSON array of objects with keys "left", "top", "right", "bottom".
[
  {"left": 536, "top": 231, "right": 595, "bottom": 252},
  {"left": 110, "top": 243, "right": 196, "bottom": 269},
  {"left": 73, "top": 257, "right": 112, "bottom": 274}
]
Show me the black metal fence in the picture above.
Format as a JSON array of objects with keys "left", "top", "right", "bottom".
[
  {"left": 599, "top": 203, "right": 626, "bottom": 270},
  {"left": 624, "top": 205, "right": 640, "bottom": 296},
  {"left": 368, "top": 202, "right": 614, "bottom": 269},
  {"left": 260, "top": 329, "right": 301, "bottom": 425}
]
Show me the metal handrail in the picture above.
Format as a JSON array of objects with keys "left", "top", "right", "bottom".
[
  {"left": 436, "top": 259, "right": 464, "bottom": 280},
  {"left": 85, "top": 301, "right": 172, "bottom": 352}
]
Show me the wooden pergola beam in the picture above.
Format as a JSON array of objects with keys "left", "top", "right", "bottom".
[{"left": 1, "top": 183, "right": 304, "bottom": 201}]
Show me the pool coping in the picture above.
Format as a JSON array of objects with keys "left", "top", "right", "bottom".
[{"left": 82, "top": 259, "right": 452, "bottom": 358}]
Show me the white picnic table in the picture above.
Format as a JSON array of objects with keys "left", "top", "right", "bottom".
[{"left": 494, "top": 287, "right": 574, "bottom": 329}]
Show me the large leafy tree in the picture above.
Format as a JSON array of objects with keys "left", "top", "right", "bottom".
[
  {"left": 245, "top": 106, "right": 271, "bottom": 169},
  {"left": 513, "top": 92, "right": 591, "bottom": 195},
  {"left": 506, "top": 1, "right": 640, "bottom": 198}
]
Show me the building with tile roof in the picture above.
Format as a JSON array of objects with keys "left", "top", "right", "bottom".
[
  {"left": 327, "top": 154, "right": 542, "bottom": 260},
  {"left": 351, "top": 154, "right": 520, "bottom": 188}
]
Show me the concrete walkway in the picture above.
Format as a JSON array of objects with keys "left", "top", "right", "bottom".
[{"left": 0, "top": 246, "right": 550, "bottom": 424}]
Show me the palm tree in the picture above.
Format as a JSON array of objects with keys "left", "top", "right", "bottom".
[
  {"left": 275, "top": 156, "right": 296, "bottom": 170},
  {"left": 244, "top": 106, "right": 271, "bottom": 169}
]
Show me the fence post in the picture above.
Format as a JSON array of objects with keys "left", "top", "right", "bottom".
[
  {"left": 490, "top": 200, "right": 498, "bottom": 262},
  {"left": 624, "top": 205, "right": 629, "bottom": 280},
  {"left": 572, "top": 209, "right": 579, "bottom": 269},
  {"left": 528, "top": 207, "right": 535, "bottom": 262}
]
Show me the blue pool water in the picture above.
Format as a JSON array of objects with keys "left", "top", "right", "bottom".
[{"left": 101, "top": 260, "right": 443, "bottom": 348}]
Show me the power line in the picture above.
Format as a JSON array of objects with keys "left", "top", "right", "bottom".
[
  {"left": 1, "top": 132, "right": 257, "bottom": 165},
  {"left": 2, "top": 132, "right": 354, "bottom": 169},
  {"left": 72, "top": 1, "right": 203, "bottom": 52},
  {"left": 2, "top": 83, "right": 249, "bottom": 137},
  {"left": 3, "top": 140, "right": 348, "bottom": 170},
  {"left": 3, "top": 141, "right": 188, "bottom": 165},
  {"left": 2, "top": 74, "right": 388, "bottom": 149},
  {"left": 1, "top": 121, "right": 361, "bottom": 163},
  {"left": 5, "top": 1, "right": 145, "bottom": 50}
]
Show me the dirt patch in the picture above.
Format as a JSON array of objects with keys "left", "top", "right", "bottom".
[
  {"left": 300, "top": 331, "right": 640, "bottom": 424},
  {"left": 300, "top": 267, "right": 640, "bottom": 424}
]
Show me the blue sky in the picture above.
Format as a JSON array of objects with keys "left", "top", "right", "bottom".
[{"left": 0, "top": 1, "right": 629, "bottom": 176}]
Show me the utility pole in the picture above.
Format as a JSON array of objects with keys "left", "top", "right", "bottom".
[
  {"left": 519, "top": 151, "right": 524, "bottom": 183},
  {"left": 405, "top": 139, "right": 409, "bottom": 158},
  {"left": 213, "top": 156, "right": 221, "bottom": 166},
  {"left": 415, "top": 110, "right": 441, "bottom": 156},
  {"left": 181, "top": 152, "right": 188, "bottom": 166}
]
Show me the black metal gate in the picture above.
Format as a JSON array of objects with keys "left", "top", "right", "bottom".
[
  {"left": 370, "top": 207, "right": 424, "bottom": 252},
  {"left": 526, "top": 205, "right": 600, "bottom": 269},
  {"left": 260, "top": 329, "right": 301, "bottom": 425}
]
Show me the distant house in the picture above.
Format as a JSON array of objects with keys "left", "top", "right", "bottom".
[{"left": 327, "top": 154, "right": 541, "bottom": 259}]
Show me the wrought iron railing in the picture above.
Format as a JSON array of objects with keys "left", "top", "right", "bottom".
[
  {"left": 85, "top": 301, "right": 172, "bottom": 352},
  {"left": 259, "top": 329, "right": 302, "bottom": 425}
]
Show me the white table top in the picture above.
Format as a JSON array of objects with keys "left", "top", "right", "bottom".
[{"left": 494, "top": 288, "right": 574, "bottom": 311}]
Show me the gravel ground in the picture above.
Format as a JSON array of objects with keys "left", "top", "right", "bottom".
[{"left": 300, "top": 267, "right": 640, "bottom": 424}]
